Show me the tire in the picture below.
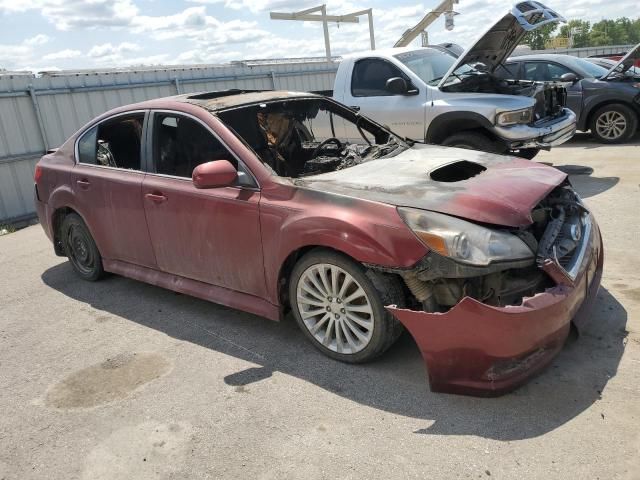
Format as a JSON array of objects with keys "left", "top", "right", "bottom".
[
  {"left": 60, "top": 213, "right": 105, "bottom": 281},
  {"left": 289, "top": 249, "right": 404, "bottom": 363},
  {"left": 509, "top": 148, "right": 540, "bottom": 160},
  {"left": 590, "top": 103, "right": 638, "bottom": 144},
  {"left": 442, "top": 131, "right": 503, "bottom": 153}
]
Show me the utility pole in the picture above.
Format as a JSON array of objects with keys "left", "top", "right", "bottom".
[{"left": 270, "top": 5, "right": 375, "bottom": 61}]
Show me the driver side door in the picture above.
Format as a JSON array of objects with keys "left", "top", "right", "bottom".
[
  {"left": 141, "top": 110, "right": 266, "bottom": 298},
  {"left": 341, "top": 58, "right": 425, "bottom": 141}
]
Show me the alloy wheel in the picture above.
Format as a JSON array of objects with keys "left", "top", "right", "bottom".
[
  {"left": 595, "top": 111, "right": 627, "bottom": 140},
  {"left": 295, "top": 263, "right": 374, "bottom": 354}
]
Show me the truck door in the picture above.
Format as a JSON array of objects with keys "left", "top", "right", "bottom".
[{"left": 340, "top": 57, "right": 426, "bottom": 141}]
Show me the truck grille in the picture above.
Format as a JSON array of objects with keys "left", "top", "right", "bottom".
[{"left": 533, "top": 85, "right": 566, "bottom": 121}]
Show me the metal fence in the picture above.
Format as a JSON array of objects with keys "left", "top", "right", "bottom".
[{"left": 0, "top": 58, "right": 339, "bottom": 224}]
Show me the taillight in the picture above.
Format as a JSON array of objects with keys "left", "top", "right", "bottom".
[{"left": 34, "top": 164, "right": 43, "bottom": 183}]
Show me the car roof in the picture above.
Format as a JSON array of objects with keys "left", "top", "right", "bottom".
[
  {"left": 342, "top": 46, "right": 441, "bottom": 61},
  {"left": 508, "top": 54, "right": 577, "bottom": 63},
  {"left": 118, "top": 89, "right": 322, "bottom": 113}
]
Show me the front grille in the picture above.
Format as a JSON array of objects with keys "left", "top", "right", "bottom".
[
  {"left": 533, "top": 186, "right": 590, "bottom": 279},
  {"left": 533, "top": 85, "right": 566, "bottom": 121}
]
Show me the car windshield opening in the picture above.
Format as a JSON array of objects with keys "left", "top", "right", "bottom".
[
  {"left": 394, "top": 49, "right": 460, "bottom": 84},
  {"left": 217, "top": 98, "right": 407, "bottom": 178}
]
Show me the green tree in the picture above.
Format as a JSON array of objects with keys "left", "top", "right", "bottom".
[
  {"left": 523, "top": 23, "right": 558, "bottom": 50},
  {"left": 559, "top": 20, "right": 591, "bottom": 48}
]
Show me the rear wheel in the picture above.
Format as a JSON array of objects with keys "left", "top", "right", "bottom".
[
  {"left": 590, "top": 103, "right": 637, "bottom": 144},
  {"left": 442, "top": 131, "right": 503, "bottom": 154},
  {"left": 289, "top": 249, "right": 403, "bottom": 363},
  {"left": 61, "top": 213, "right": 105, "bottom": 281}
]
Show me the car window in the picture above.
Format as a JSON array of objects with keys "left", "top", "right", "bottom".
[
  {"left": 394, "top": 49, "right": 454, "bottom": 84},
  {"left": 494, "top": 63, "right": 519, "bottom": 79},
  {"left": 523, "top": 62, "right": 573, "bottom": 81},
  {"left": 77, "top": 113, "right": 144, "bottom": 169},
  {"left": 351, "top": 58, "right": 408, "bottom": 97},
  {"left": 152, "top": 113, "right": 254, "bottom": 186}
]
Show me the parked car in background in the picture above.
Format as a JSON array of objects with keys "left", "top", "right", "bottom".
[
  {"left": 586, "top": 56, "right": 640, "bottom": 79},
  {"left": 500, "top": 44, "right": 640, "bottom": 143},
  {"left": 330, "top": 1, "right": 576, "bottom": 159},
  {"left": 34, "top": 90, "right": 603, "bottom": 396}
]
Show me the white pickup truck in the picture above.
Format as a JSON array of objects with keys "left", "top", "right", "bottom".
[{"left": 330, "top": 1, "right": 577, "bottom": 159}]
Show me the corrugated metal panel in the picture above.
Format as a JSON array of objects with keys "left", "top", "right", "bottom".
[{"left": 0, "top": 59, "right": 339, "bottom": 223}]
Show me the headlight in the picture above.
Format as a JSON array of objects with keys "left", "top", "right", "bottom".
[
  {"left": 496, "top": 107, "right": 533, "bottom": 126},
  {"left": 398, "top": 208, "right": 534, "bottom": 266}
]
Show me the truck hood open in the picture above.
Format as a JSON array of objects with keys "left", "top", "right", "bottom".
[
  {"left": 600, "top": 42, "right": 640, "bottom": 80},
  {"left": 438, "top": 1, "right": 565, "bottom": 87},
  {"left": 295, "top": 145, "right": 567, "bottom": 228}
]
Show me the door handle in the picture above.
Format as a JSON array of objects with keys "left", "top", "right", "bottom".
[
  {"left": 76, "top": 179, "right": 90, "bottom": 190},
  {"left": 145, "top": 193, "right": 167, "bottom": 203},
  {"left": 350, "top": 105, "right": 361, "bottom": 112}
]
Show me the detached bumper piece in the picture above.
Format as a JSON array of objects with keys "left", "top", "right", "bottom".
[{"left": 387, "top": 222, "right": 603, "bottom": 397}]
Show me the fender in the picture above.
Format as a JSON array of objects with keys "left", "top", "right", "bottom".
[
  {"left": 426, "top": 111, "right": 496, "bottom": 144},
  {"left": 259, "top": 189, "right": 428, "bottom": 305},
  {"left": 579, "top": 91, "right": 640, "bottom": 131},
  {"left": 47, "top": 184, "right": 107, "bottom": 258}
]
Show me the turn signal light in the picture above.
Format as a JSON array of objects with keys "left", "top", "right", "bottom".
[{"left": 34, "top": 165, "right": 43, "bottom": 183}]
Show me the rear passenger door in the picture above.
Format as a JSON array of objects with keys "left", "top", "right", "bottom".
[
  {"left": 141, "top": 111, "right": 266, "bottom": 297},
  {"left": 72, "top": 111, "right": 156, "bottom": 268}
]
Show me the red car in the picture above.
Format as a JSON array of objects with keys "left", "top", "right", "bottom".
[{"left": 34, "top": 90, "right": 603, "bottom": 396}]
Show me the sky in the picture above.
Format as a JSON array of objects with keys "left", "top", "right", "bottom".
[{"left": 0, "top": 0, "right": 637, "bottom": 73}]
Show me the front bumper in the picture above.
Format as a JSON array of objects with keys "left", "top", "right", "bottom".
[
  {"left": 493, "top": 108, "right": 577, "bottom": 149},
  {"left": 387, "top": 219, "right": 603, "bottom": 397}
]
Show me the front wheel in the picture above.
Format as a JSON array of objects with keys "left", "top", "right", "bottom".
[
  {"left": 590, "top": 103, "right": 638, "bottom": 144},
  {"left": 61, "top": 213, "right": 105, "bottom": 281},
  {"left": 289, "top": 249, "right": 403, "bottom": 363}
]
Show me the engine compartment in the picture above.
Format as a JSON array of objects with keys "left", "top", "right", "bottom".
[{"left": 382, "top": 183, "right": 586, "bottom": 313}]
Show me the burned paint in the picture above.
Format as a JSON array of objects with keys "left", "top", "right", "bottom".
[{"left": 45, "top": 352, "right": 171, "bottom": 409}]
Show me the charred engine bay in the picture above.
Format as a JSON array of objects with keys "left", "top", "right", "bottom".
[{"left": 381, "top": 184, "right": 586, "bottom": 313}]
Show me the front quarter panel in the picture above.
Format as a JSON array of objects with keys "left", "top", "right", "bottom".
[{"left": 259, "top": 181, "right": 428, "bottom": 304}]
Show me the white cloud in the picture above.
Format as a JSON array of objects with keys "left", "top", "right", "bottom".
[
  {"left": 0, "top": 0, "right": 138, "bottom": 30},
  {"left": 88, "top": 42, "right": 141, "bottom": 59},
  {"left": 43, "top": 49, "right": 82, "bottom": 60},
  {"left": 24, "top": 34, "right": 51, "bottom": 46}
]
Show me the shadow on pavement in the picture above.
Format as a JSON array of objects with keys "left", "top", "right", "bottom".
[
  {"left": 42, "top": 262, "right": 627, "bottom": 441},
  {"left": 537, "top": 161, "right": 619, "bottom": 199}
]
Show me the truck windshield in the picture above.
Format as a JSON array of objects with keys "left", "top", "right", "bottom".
[{"left": 394, "top": 49, "right": 456, "bottom": 84}]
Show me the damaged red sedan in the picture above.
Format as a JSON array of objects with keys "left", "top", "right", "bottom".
[{"left": 34, "top": 90, "right": 603, "bottom": 396}]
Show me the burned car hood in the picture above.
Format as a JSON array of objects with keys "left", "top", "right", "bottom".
[
  {"left": 600, "top": 42, "right": 640, "bottom": 80},
  {"left": 439, "top": 1, "right": 565, "bottom": 86},
  {"left": 295, "top": 145, "right": 567, "bottom": 228}
]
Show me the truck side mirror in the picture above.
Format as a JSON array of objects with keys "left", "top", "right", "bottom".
[{"left": 386, "top": 77, "right": 410, "bottom": 95}]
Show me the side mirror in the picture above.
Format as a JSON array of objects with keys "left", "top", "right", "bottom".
[
  {"left": 192, "top": 160, "right": 237, "bottom": 189},
  {"left": 559, "top": 72, "right": 579, "bottom": 84},
  {"left": 386, "top": 77, "right": 409, "bottom": 95}
]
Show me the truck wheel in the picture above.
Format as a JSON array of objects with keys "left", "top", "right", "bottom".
[
  {"left": 61, "top": 213, "right": 105, "bottom": 281},
  {"left": 442, "top": 132, "right": 502, "bottom": 153},
  {"left": 590, "top": 103, "right": 637, "bottom": 144},
  {"left": 289, "top": 249, "right": 404, "bottom": 363},
  {"left": 510, "top": 148, "right": 540, "bottom": 160}
]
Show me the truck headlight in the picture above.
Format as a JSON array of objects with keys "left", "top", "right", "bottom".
[
  {"left": 496, "top": 108, "right": 533, "bottom": 126},
  {"left": 398, "top": 208, "right": 534, "bottom": 266}
]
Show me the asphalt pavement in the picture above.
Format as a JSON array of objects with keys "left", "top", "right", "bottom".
[{"left": 1, "top": 134, "right": 639, "bottom": 479}]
